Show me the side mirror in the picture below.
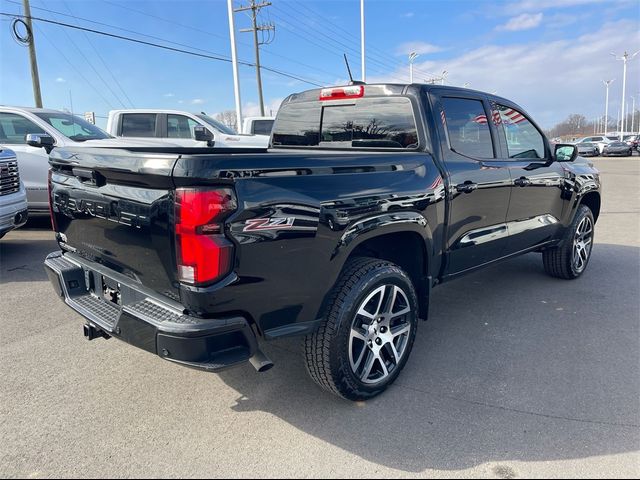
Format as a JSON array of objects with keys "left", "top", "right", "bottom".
[
  {"left": 26, "top": 133, "right": 55, "bottom": 153},
  {"left": 554, "top": 144, "right": 577, "bottom": 162},
  {"left": 193, "top": 125, "right": 214, "bottom": 146}
]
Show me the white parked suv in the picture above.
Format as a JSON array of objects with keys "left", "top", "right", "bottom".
[
  {"left": 0, "top": 106, "right": 179, "bottom": 214},
  {"left": 107, "top": 110, "right": 270, "bottom": 148},
  {"left": 0, "top": 147, "right": 28, "bottom": 239},
  {"left": 575, "top": 135, "right": 612, "bottom": 154}
]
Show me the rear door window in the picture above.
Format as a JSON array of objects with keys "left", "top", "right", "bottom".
[
  {"left": 167, "top": 114, "right": 198, "bottom": 139},
  {"left": 440, "top": 97, "right": 495, "bottom": 159},
  {"left": 120, "top": 113, "right": 157, "bottom": 137}
]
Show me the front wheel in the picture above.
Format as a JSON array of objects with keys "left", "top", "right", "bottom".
[
  {"left": 304, "top": 257, "right": 419, "bottom": 401},
  {"left": 543, "top": 205, "right": 595, "bottom": 279}
]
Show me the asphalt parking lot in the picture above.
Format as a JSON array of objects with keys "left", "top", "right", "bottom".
[{"left": 1, "top": 157, "right": 638, "bottom": 479}]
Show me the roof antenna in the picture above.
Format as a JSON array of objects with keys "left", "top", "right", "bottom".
[{"left": 344, "top": 54, "right": 366, "bottom": 85}]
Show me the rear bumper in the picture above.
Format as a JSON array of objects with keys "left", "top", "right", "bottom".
[{"left": 44, "top": 251, "right": 258, "bottom": 372}]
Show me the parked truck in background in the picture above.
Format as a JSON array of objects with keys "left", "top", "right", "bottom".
[
  {"left": 0, "top": 106, "right": 181, "bottom": 215},
  {"left": 241, "top": 116, "right": 275, "bottom": 136},
  {"left": 0, "top": 147, "right": 28, "bottom": 239},
  {"left": 106, "top": 110, "right": 270, "bottom": 148},
  {"left": 43, "top": 83, "right": 601, "bottom": 400}
]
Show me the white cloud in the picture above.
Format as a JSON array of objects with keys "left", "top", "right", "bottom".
[
  {"left": 369, "top": 20, "right": 640, "bottom": 128},
  {"left": 55, "top": 77, "right": 66, "bottom": 83},
  {"left": 401, "top": 12, "right": 414, "bottom": 18},
  {"left": 505, "top": 0, "right": 607, "bottom": 14},
  {"left": 497, "top": 13, "right": 544, "bottom": 31},
  {"left": 178, "top": 100, "right": 184, "bottom": 104},
  {"left": 395, "top": 41, "right": 443, "bottom": 56},
  {"left": 190, "top": 98, "right": 205, "bottom": 105},
  {"left": 163, "top": 93, "right": 175, "bottom": 97}
]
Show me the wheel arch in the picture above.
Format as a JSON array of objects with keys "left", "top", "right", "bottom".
[
  {"left": 580, "top": 191, "right": 601, "bottom": 222},
  {"left": 321, "top": 217, "right": 433, "bottom": 322}
]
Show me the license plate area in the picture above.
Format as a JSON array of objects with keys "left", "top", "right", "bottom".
[{"left": 101, "top": 275, "right": 122, "bottom": 306}]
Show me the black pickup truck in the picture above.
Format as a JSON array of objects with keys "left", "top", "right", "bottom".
[{"left": 42, "top": 84, "right": 601, "bottom": 400}]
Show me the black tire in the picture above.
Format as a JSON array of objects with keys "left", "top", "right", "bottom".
[
  {"left": 304, "top": 257, "right": 419, "bottom": 401},
  {"left": 543, "top": 205, "right": 595, "bottom": 279}
]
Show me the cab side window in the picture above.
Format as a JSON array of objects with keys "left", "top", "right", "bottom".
[
  {"left": 494, "top": 104, "right": 545, "bottom": 159},
  {"left": 0, "top": 113, "right": 45, "bottom": 144},
  {"left": 120, "top": 113, "right": 157, "bottom": 137},
  {"left": 441, "top": 97, "right": 494, "bottom": 159},
  {"left": 167, "top": 114, "right": 199, "bottom": 139}
]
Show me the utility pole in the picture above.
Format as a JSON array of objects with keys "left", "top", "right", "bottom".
[
  {"left": 22, "top": 0, "right": 43, "bottom": 107},
  {"left": 236, "top": 0, "right": 274, "bottom": 117},
  {"left": 360, "top": 0, "right": 366, "bottom": 82},
  {"left": 611, "top": 50, "right": 640, "bottom": 139},
  {"left": 602, "top": 79, "right": 614, "bottom": 135},
  {"left": 227, "top": 0, "right": 242, "bottom": 131}
]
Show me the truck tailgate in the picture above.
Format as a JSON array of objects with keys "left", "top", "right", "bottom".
[{"left": 49, "top": 147, "right": 180, "bottom": 299}]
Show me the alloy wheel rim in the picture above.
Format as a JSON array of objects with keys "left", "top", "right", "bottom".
[
  {"left": 348, "top": 284, "right": 413, "bottom": 385},
  {"left": 573, "top": 216, "right": 593, "bottom": 273}
]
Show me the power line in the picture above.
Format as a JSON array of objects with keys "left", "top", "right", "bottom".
[
  {"left": 100, "top": 0, "right": 339, "bottom": 84},
  {"left": 0, "top": 11, "right": 326, "bottom": 88},
  {"left": 37, "top": 1, "right": 123, "bottom": 109},
  {"left": 276, "top": 0, "right": 440, "bottom": 81},
  {"left": 34, "top": 24, "right": 115, "bottom": 110},
  {"left": 267, "top": 8, "right": 406, "bottom": 83},
  {"left": 267, "top": 6, "right": 406, "bottom": 81},
  {"left": 58, "top": 0, "right": 135, "bottom": 108}
]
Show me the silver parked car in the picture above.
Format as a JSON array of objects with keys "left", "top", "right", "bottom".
[
  {"left": 576, "top": 142, "right": 599, "bottom": 157},
  {"left": 0, "top": 147, "right": 28, "bottom": 239},
  {"left": 0, "top": 106, "right": 179, "bottom": 214}
]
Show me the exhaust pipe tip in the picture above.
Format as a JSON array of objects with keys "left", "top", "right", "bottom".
[{"left": 249, "top": 349, "right": 274, "bottom": 373}]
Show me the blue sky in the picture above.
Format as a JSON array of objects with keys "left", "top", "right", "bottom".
[{"left": 1, "top": 0, "right": 639, "bottom": 129}]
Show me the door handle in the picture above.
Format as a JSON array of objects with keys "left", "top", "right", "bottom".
[
  {"left": 455, "top": 181, "right": 478, "bottom": 194},
  {"left": 514, "top": 176, "right": 531, "bottom": 187}
]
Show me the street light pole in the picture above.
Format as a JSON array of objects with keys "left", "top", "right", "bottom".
[
  {"left": 611, "top": 50, "right": 640, "bottom": 139},
  {"left": 360, "top": 0, "right": 366, "bottom": 82},
  {"left": 602, "top": 79, "right": 614, "bottom": 135},
  {"left": 227, "top": 0, "right": 242, "bottom": 131},
  {"left": 408, "top": 52, "right": 419, "bottom": 83}
]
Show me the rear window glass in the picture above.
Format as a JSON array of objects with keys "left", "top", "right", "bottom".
[
  {"left": 272, "top": 97, "right": 418, "bottom": 149},
  {"left": 121, "top": 113, "right": 157, "bottom": 137},
  {"left": 272, "top": 104, "right": 321, "bottom": 146}
]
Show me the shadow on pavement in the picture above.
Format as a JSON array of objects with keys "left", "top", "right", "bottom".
[
  {"left": 218, "top": 243, "right": 640, "bottom": 473},
  {"left": 0, "top": 232, "right": 57, "bottom": 284}
]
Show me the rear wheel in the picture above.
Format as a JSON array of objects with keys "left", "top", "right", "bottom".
[
  {"left": 304, "top": 257, "right": 418, "bottom": 401},
  {"left": 543, "top": 205, "right": 594, "bottom": 279}
]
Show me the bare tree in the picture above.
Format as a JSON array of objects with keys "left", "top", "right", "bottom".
[{"left": 215, "top": 110, "right": 238, "bottom": 132}]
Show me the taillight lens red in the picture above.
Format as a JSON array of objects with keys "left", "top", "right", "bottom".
[{"left": 175, "top": 188, "right": 237, "bottom": 286}]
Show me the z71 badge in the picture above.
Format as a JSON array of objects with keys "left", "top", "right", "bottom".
[{"left": 243, "top": 217, "right": 295, "bottom": 232}]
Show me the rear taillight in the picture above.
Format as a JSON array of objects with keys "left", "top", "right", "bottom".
[
  {"left": 47, "top": 169, "right": 57, "bottom": 232},
  {"left": 175, "top": 188, "right": 237, "bottom": 286},
  {"left": 319, "top": 85, "right": 364, "bottom": 101}
]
